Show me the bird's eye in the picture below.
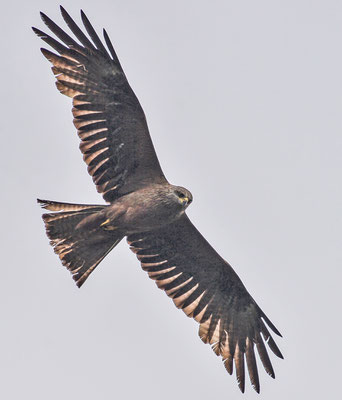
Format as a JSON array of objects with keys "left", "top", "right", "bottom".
[{"left": 178, "top": 192, "right": 185, "bottom": 198}]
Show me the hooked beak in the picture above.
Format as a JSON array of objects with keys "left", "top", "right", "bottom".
[{"left": 180, "top": 197, "right": 190, "bottom": 206}]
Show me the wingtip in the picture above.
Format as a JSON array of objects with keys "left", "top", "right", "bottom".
[
  {"left": 60, "top": 5, "right": 70, "bottom": 21},
  {"left": 32, "top": 27, "right": 47, "bottom": 38},
  {"left": 273, "top": 327, "right": 283, "bottom": 337},
  {"left": 259, "top": 310, "right": 283, "bottom": 337},
  {"left": 238, "top": 382, "right": 245, "bottom": 393},
  {"left": 40, "top": 11, "right": 47, "bottom": 22},
  {"left": 40, "top": 47, "right": 50, "bottom": 58},
  {"left": 80, "top": 9, "right": 89, "bottom": 26},
  {"left": 253, "top": 384, "right": 260, "bottom": 394}
]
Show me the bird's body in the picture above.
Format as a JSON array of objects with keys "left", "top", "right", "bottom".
[
  {"left": 75, "top": 184, "right": 192, "bottom": 233},
  {"left": 34, "top": 7, "right": 283, "bottom": 393}
]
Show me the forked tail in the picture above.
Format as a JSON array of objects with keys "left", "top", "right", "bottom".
[{"left": 38, "top": 199, "right": 123, "bottom": 287}]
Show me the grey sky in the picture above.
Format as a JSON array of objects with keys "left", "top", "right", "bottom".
[{"left": 1, "top": 0, "right": 341, "bottom": 398}]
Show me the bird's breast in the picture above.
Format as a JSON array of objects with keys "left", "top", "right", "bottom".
[{"left": 112, "top": 190, "right": 182, "bottom": 234}]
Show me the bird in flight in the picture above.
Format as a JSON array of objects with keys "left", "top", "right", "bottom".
[{"left": 33, "top": 7, "right": 283, "bottom": 393}]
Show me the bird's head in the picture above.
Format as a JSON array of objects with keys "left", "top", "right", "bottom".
[{"left": 172, "top": 186, "right": 193, "bottom": 209}]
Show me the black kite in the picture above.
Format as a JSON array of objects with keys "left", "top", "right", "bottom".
[{"left": 33, "top": 7, "right": 283, "bottom": 393}]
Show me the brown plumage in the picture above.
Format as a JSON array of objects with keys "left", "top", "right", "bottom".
[{"left": 34, "top": 7, "right": 283, "bottom": 393}]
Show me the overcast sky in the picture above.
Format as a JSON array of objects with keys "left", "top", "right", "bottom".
[{"left": 1, "top": 0, "right": 341, "bottom": 399}]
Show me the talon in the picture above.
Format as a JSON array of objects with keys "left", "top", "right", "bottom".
[
  {"left": 100, "top": 219, "right": 111, "bottom": 227},
  {"left": 100, "top": 218, "right": 117, "bottom": 231}
]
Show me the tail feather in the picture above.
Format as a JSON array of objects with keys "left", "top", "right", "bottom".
[
  {"left": 38, "top": 199, "right": 123, "bottom": 287},
  {"left": 38, "top": 198, "right": 104, "bottom": 212}
]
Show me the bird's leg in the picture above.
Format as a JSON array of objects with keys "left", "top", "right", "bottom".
[{"left": 100, "top": 219, "right": 117, "bottom": 231}]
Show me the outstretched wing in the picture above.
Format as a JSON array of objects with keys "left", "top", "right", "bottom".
[
  {"left": 127, "top": 215, "right": 283, "bottom": 393},
  {"left": 33, "top": 7, "right": 166, "bottom": 203}
]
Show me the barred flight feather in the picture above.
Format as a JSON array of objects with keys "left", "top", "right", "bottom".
[
  {"left": 166, "top": 277, "right": 194, "bottom": 297},
  {"left": 173, "top": 283, "right": 199, "bottom": 308},
  {"left": 182, "top": 290, "right": 206, "bottom": 317},
  {"left": 127, "top": 215, "right": 283, "bottom": 393},
  {"left": 147, "top": 266, "right": 175, "bottom": 278},
  {"left": 34, "top": 6, "right": 166, "bottom": 203}
]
